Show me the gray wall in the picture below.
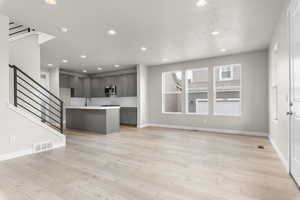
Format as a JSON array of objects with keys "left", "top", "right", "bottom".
[
  {"left": 147, "top": 50, "right": 269, "bottom": 133},
  {"left": 269, "top": 1, "right": 290, "bottom": 167}
]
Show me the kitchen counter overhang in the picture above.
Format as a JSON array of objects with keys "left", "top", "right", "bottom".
[{"left": 66, "top": 106, "right": 120, "bottom": 134}]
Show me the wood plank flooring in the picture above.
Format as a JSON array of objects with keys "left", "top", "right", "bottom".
[{"left": 0, "top": 126, "right": 299, "bottom": 200}]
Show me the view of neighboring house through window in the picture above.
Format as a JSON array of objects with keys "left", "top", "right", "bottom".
[
  {"left": 186, "top": 68, "right": 209, "bottom": 114},
  {"left": 214, "top": 64, "right": 241, "bottom": 116},
  {"left": 162, "top": 71, "right": 183, "bottom": 113}
]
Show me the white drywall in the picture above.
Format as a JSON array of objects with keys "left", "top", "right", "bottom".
[
  {"left": 137, "top": 64, "right": 149, "bottom": 127},
  {"left": 147, "top": 50, "right": 269, "bottom": 134},
  {"left": 0, "top": 15, "right": 65, "bottom": 160},
  {"left": 268, "top": 1, "right": 290, "bottom": 169}
]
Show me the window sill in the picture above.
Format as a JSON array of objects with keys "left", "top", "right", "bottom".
[
  {"left": 162, "top": 112, "right": 184, "bottom": 115},
  {"left": 213, "top": 114, "right": 241, "bottom": 117},
  {"left": 186, "top": 113, "right": 209, "bottom": 116}
]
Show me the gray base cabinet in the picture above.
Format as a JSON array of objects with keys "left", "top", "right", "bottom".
[{"left": 120, "top": 107, "right": 137, "bottom": 126}]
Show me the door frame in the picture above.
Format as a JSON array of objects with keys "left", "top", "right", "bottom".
[{"left": 288, "top": 0, "right": 300, "bottom": 188}]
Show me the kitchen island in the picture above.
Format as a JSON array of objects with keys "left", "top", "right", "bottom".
[{"left": 66, "top": 106, "right": 120, "bottom": 134}]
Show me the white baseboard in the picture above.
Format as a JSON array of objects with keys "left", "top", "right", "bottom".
[
  {"left": 142, "top": 123, "right": 269, "bottom": 137},
  {"left": 137, "top": 124, "right": 151, "bottom": 128},
  {"left": 269, "top": 136, "right": 289, "bottom": 172},
  {"left": 0, "top": 142, "right": 66, "bottom": 162}
]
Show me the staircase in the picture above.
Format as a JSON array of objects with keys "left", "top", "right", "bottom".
[
  {"left": 9, "top": 21, "right": 35, "bottom": 38},
  {"left": 9, "top": 65, "right": 64, "bottom": 134}
]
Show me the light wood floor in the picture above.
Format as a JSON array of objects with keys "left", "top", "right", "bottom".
[{"left": 0, "top": 126, "right": 299, "bottom": 200}]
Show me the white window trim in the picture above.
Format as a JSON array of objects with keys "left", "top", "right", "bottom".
[
  {"left": 185, "top": 67, "right": 209, "bottom": 115},
  {"left": 219, "top": 65, "right": 234, "bottom": 81},
  {"left": 162, "top": 71, "right": 183, "bottom": 114},
  {"left": 213, "top": 64, "right": 242, "bottom": 117}
]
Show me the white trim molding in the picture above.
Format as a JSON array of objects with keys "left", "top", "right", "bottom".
[
  {"left": 0, "top": 142, "right": 65, "bottom": 162},
  {"left": 140, "top": 123, "right": 268, "bottom": 137},
  {"left": 269, "top": 136, "right": 289, "bottom": 172}
]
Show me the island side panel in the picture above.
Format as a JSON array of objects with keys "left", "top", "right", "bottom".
[
  {"left": 106, "top": 109, "right": 120, "bottom": 134},
  {"left": 82, "top": 110, "right": 107, "bottom": 133},
  {"left": 66, "top": 109, "right": 107, "bottom": 134},
  {"left": 66, "top": 109, "right": 83, "bottom": 130}
]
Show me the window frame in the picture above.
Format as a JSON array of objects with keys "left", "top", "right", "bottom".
[
  {"left": 213, "top": 64, "right": 242, "bottom": 117},
  {"left": 219, "top": 65, "right": 234, "bottom": 81},
  {"left": 185, "top": 67, "right": 209, "bottom": 115},
  {"left": 162, "top": 70, "right": 184, "bottom": 114}
]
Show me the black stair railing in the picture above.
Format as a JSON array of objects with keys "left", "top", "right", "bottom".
[
  {"left": 9, "top": 21, "right": 34, "bottom": 37},
  {"left": 9, "top": 65, "right": 64, "bottom": 134}
]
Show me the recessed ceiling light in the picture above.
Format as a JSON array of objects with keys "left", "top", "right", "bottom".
[
  {"left": 83, "top": 70, "right": 87, "bottom": 73},
  {"left": 80, "top": 55, "right": 87, "bottom": 59},
  {"left": 108, "top": 30, "right": 117, "bottom": 35},
  {"left": 97, "top": 67, "right": 103, "bottom": 71},
  {"left": 196, "top": 0, "right": 207, "bottom": 7},
  {"left": 114, "top": 65, "right": 120, "bottom": 68},
  {"left": 141, "top": 47, "right": 147, "bottom": 51},
  {"left": 211, "top": 31, "right": 220, "bottom": 36},
  {"left": 62, "top": 59, "right": 68, "bottom": 63},
  {"left": 45, "top": 0, "right": 57, "bottom": 5},
  {"left": 61, "top": 27, "right": 68, "bottom": 32},
  {"left": 220, "top": 49, "right": 227, "bottom": 52},
  {"left": 48, "top": 63, "right": 53, "bottom": 67}
]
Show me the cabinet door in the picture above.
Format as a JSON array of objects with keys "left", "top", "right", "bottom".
[
  {"left": 59, "top": 74, "right": 70, "bottom": 88},
  {"left": 91, "top": 78, "right": 105, "bottom": 97},
  {"left": 120, "top": 107, "right": 137, "bottom": 125},
  {"left": 83, "top": 78, "right": 91, "bottom": 97},
  {"left": 116, "top": 75, "right": 126, "bottom": 97},
  {"left": 69, "top": 76, "right": 84, "bottom": 97},
  {"left": 126, "top": 73, "right": 137, "bottom": 97}
]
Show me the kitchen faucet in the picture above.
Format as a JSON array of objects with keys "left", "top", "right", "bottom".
[{"left": 85, "top": 97, "right": 89, "bottom": 107}]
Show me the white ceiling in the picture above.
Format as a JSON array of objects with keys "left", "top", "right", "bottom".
[{"left": 0, "top": 0, "right": 285, "bottom": 73}]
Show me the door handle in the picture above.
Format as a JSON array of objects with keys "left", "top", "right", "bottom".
[{"left": 287, "top": 111, "right": 294, "bottom": 116}]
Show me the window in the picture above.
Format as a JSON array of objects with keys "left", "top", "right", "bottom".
[
  {"left": 219, "top": 65, "right": 233, "bottom": 81},
  {"left": 162, "top": 71, "right": 183, "bottom": 113},
  {"left": 214, "top": 64, "right": 241, "bottom": 116},
  {"left": 186, "top": 68, "right": 209, "bottom": 114}
]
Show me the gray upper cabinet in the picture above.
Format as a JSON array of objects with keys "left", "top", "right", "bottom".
[
  {"left": 60, "top": 72, "right": 137, "bottom": 98},
  {"left": 125, "top": 73, "right": 137, "bottom": 97},
  {"left": 91, "top": 77, "right": 105, "bottom": 97},
  {"left": 60, "top": 74, "right": 71, "bottom": 88},
  {"left": 69, "top": 76, "right": 84, "bottom": 97},
  {"left": 82, "top": 78, "right": 91, "bottom": 97}
]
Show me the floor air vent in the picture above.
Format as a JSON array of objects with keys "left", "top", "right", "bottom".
[
  {"left": 257, "top": 145, "right": 265, "bottom": 149},
  {"left": 33, "top": 141, "right": 53, "bottom": 153}
]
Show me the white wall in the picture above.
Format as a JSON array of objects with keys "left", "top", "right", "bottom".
[
  {"left": 9, "top": 35, "right": 40, "bottom": 80},
  {"left": 269, "top": 1, "right": 290, "bottom": 169},
  {"left": 147, "top": 50, "right": 269, "bottom": 135},
  {"left": 0, "top": 15, "right": 65, "bottom": 160},
  {"left": 137, "top": 64, "right": 149, "bottom": 127},
  {"left": 49, "top": 67, "right": 60, "bottom": 97}
]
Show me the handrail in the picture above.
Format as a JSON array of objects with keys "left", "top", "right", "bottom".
[
  {"left": 9, "top": 65, "right": 64, "bottom": 134},
  {"left": 9, "top": 65, "right": 63, "bottom": 104},
  {"left": 9, "top": 28, "right": 31, "bottom": 36},
  {"left": 9, "top": 25, "right": 23, "bottom": 30}
]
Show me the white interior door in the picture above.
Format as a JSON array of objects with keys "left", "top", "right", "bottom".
[{"left": 290, "top": 0, "right": 300, "bottom": 186}]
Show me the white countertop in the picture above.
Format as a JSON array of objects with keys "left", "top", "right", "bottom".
[{"left": 66, "top": 106, "right": 120, "bottom": 110}]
